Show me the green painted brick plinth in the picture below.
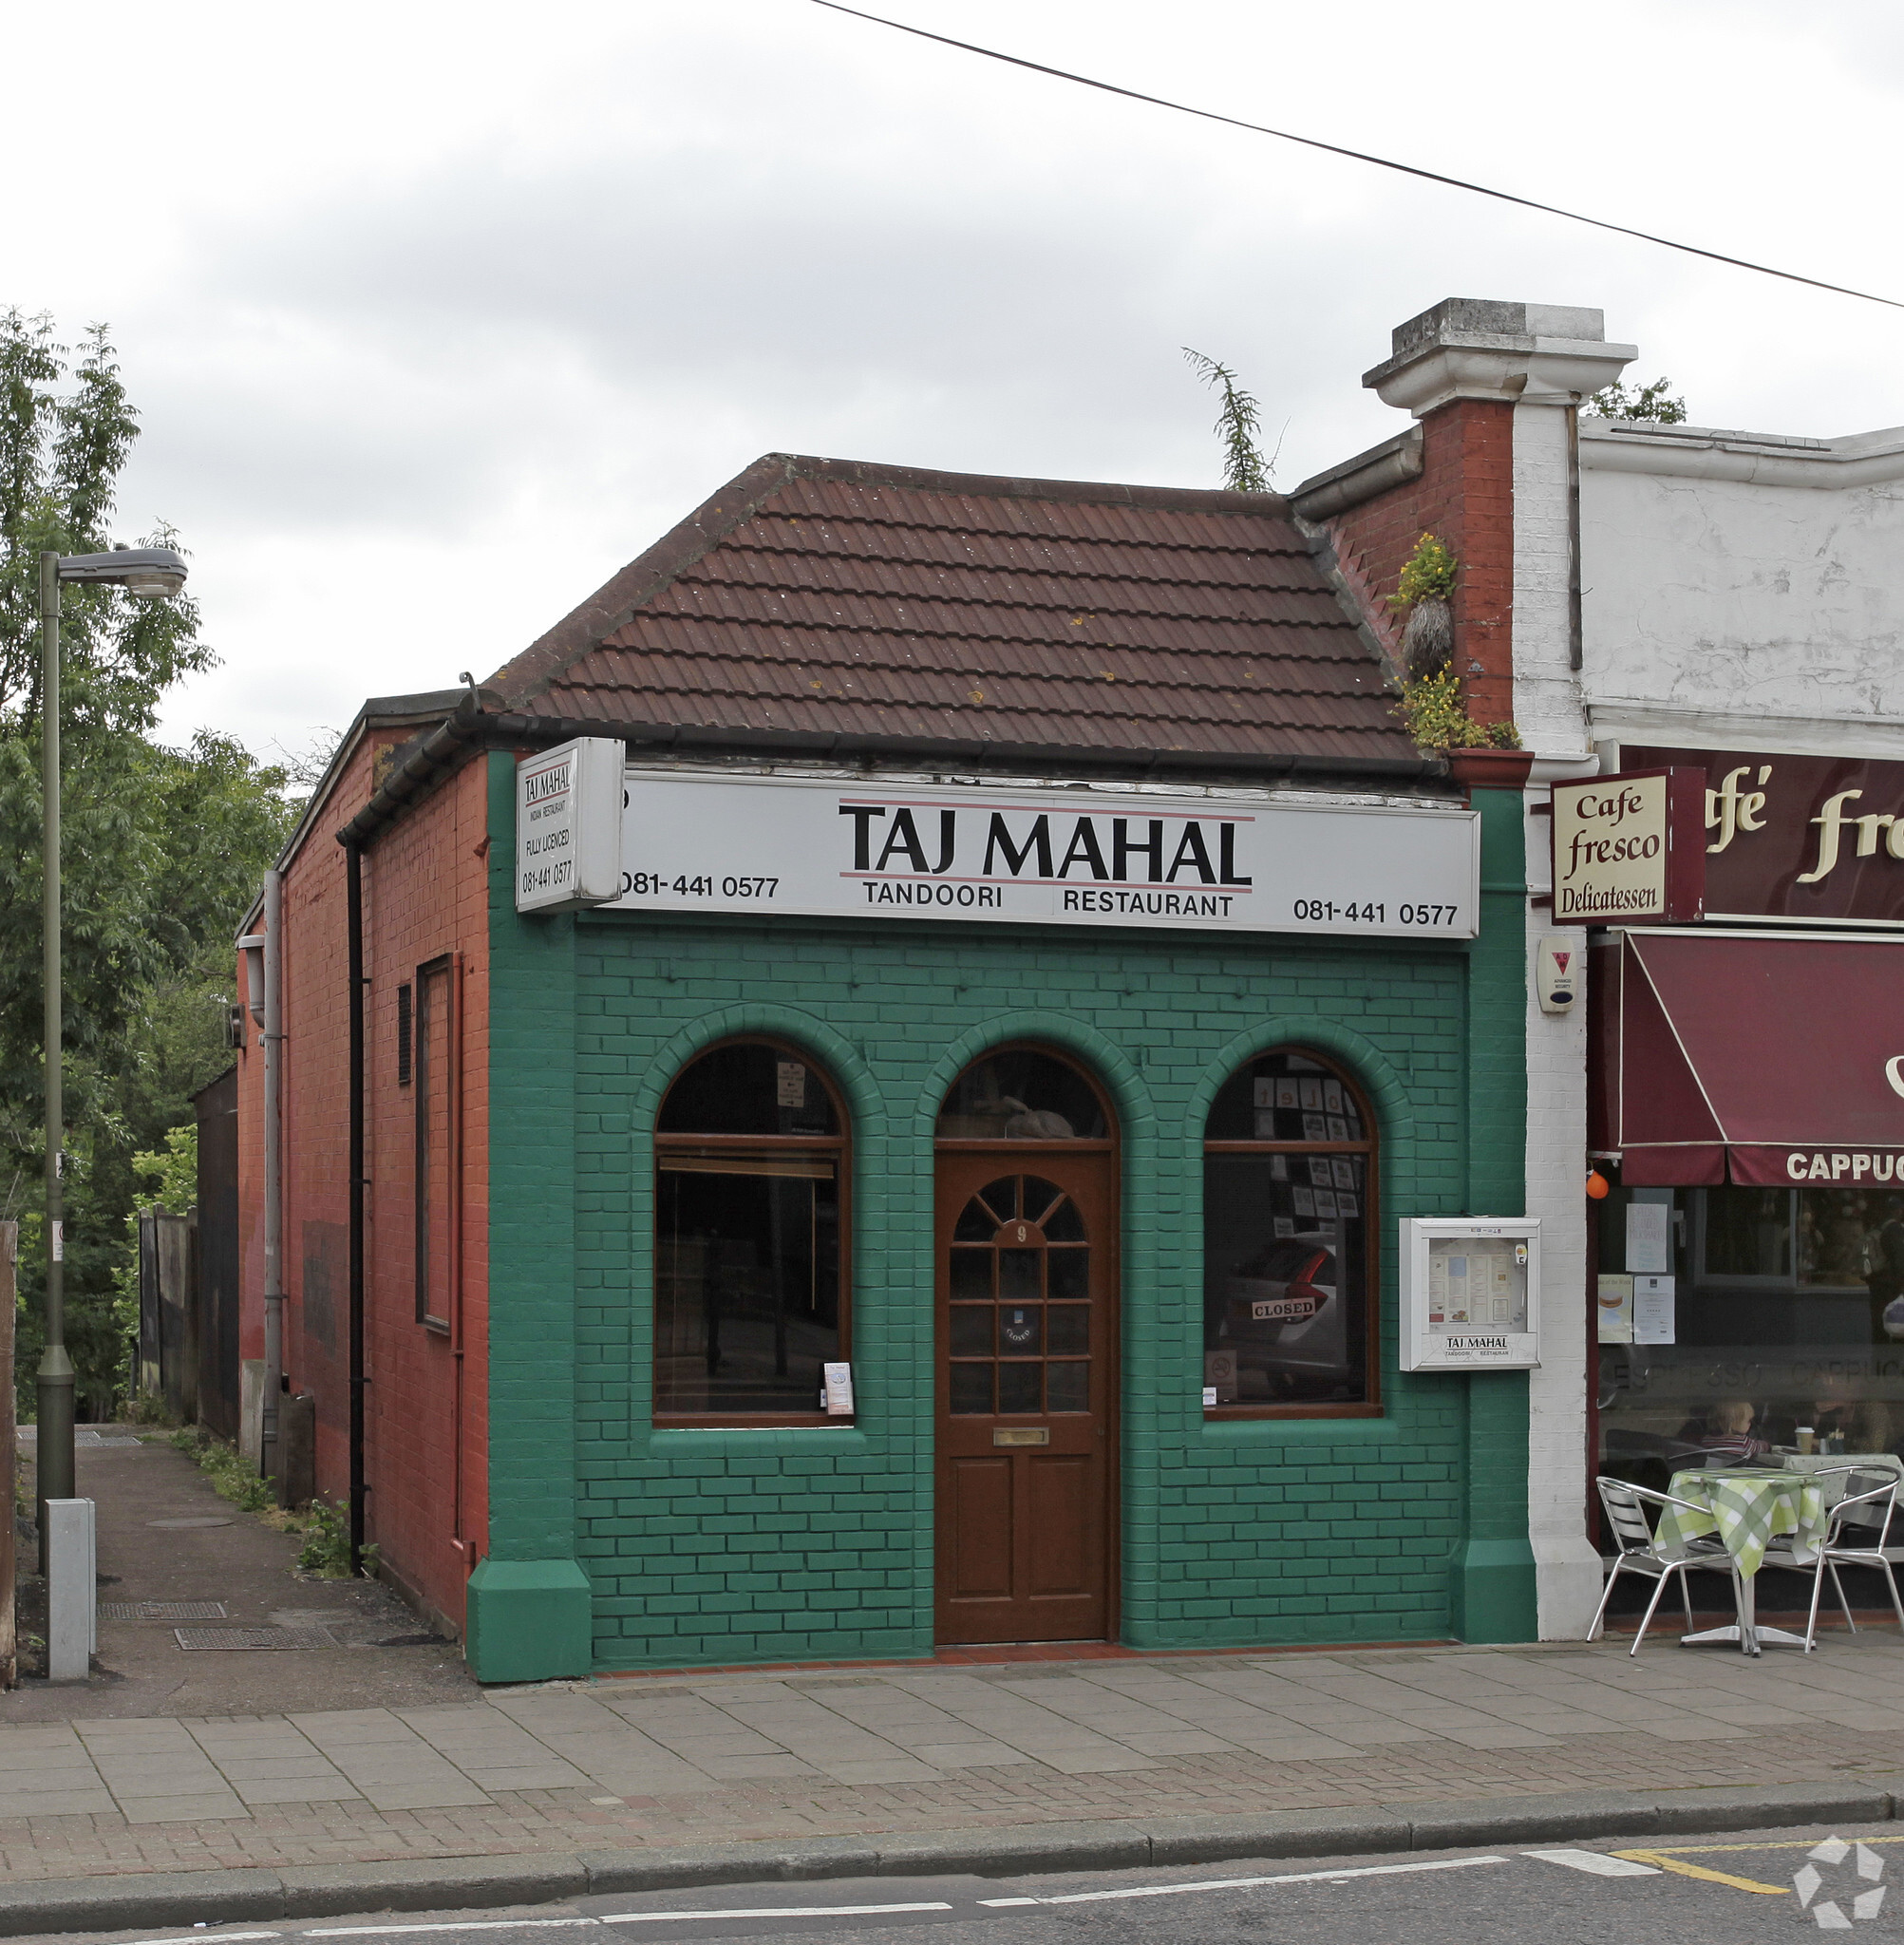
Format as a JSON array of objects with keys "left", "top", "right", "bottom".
[
  {"left": 1451, "top": 1537, "right": 1539, "bottom": 1643},
  {"left": 465, "top": 1558, "right": 593, "bottom": 1683}
]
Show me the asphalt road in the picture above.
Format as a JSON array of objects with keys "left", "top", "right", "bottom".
[{"left": 19, "top": 1821, "right": 1904, "bottom": 1944}]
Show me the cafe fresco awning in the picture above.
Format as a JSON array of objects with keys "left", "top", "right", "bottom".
[{"left": 1590, "top": 930, "right": 1904, "bottom": 1187}]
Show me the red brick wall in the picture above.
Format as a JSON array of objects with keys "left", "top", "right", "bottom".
[
  {"left": 236, "top": 738, "right": 491, "bottom": 1638},
  {"left": 1323, "top": 398, "right": 1516, "bottom": 729}
]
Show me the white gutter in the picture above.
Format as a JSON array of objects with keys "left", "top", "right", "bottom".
[{"left": 1582, "top": 418, "right": 1904, "bottom": 490}]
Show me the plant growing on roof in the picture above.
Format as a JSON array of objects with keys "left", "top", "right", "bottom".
[
  {"left": 1181, "top": 348, "right": 1284, "bottom": 493},
  {"left": 1388, "top": 530, "right": 1458, "bottom": 681},
  {"left": 1396, "top": 670, "right": 1520, "bottom": 752},
  {"left": 1386, "top": 533, "right": 1519, "bottom": 751}
]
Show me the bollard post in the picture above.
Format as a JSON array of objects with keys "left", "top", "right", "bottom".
[{"left": 46, "top": 1498, "right": 94, "bottom": 1681}]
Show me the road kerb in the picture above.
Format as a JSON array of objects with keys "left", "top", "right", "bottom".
[{"left": 5, "top": 1780, "right": 1904, "bottom": 1936}]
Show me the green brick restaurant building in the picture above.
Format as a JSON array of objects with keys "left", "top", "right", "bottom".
[{"left": 244, "top": 454, "right": 1543, "bottom": 1681}]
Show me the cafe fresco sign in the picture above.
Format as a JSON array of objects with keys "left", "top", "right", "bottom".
[
  {"left": 1550, "top": 769, "right": 1706, "bottom": 924},
  {"left": 514, "top": 742, "right": 1484, "bottom": 939}
]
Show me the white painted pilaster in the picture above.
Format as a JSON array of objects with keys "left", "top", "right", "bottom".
[{"left": 1514, "top": 373, "right": 1616, "bottom": 1640}]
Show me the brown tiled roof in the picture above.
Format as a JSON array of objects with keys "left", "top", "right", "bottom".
[{"left": 484, "top": 454, "right": 1412, "bottom": 768}]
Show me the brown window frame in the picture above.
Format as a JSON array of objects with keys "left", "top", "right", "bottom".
[
  {"left": 652, "top": 1037, "right": 851, "bottom": 1429},
  {"left": 1202, "top": 1045, "right": 1382, "bottom": 1422},
  {"left": 413, "top": 954, "right": 459, "bottom": 1334}
]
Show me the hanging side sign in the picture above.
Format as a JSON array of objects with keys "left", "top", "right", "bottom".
[
  {"left": 1550, "top": 769, "right": 1706, "bottom": 924},
  {"left": 516, "top": 739, "right": 626, "bottom": 913}
]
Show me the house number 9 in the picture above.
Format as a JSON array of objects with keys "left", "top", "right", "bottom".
[{"left": 1016, "top": 1223, "right": 1027, "bottom": 1241}]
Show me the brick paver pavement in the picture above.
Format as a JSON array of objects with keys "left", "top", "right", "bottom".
[{"left": 7, "top": 1635, "right": 1904, "bottom": 1884}]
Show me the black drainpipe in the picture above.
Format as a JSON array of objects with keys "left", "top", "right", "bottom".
[{"left": 345, "top": 838, "right": 368, "bottom": 1577}]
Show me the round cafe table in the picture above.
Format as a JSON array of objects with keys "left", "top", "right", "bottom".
[{"left": 1657, "top": 1468, "right": 1828, "bottom": 1655}]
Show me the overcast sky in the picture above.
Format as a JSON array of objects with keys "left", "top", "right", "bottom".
[{"left": 11, "top": 0, "right": 1903, "bottom": 763}]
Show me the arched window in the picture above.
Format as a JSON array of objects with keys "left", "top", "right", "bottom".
[
  {"left": 654, "top": 1040, "right": 847, "bottom": 1423},
  {"left": 1203, "top": 1048, "right": 1377, "bottom": 1417}
]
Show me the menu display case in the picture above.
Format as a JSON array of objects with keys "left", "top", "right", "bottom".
[{"left": 1399, "top": 1217, "right": 1541, "bottom": 1370}]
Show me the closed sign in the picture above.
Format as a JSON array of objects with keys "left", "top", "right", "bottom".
[{"left": 1252, "top": 1295, "right": 1318, "bottom": 1322}]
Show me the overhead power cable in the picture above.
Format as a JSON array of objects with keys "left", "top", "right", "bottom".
[{"left": 810, "top": 0, "right": 1904, "bottom": 313}]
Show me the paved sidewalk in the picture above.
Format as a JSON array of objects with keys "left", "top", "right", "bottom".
[
  {"left": 8, "top": 1430, "right": 474, "bottom": 1717},
  {"left": 8, "top": 1634, "right": 1904, "bottom": 1885}
]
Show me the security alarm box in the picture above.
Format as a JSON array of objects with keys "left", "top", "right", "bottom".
[
  {"left": 1534, "top": 934, "right": 1578, "bottom": 1014},
  {"left": 1399, "top": 1217, "right": 1540, "bottom": 1370}
]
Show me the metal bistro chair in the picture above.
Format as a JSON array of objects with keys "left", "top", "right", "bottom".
[
  {"left": 1771, "top": 1468, "right": 1904, "bottom": 1650},
  {"left": 1588, "top": 1477, "right": 1740, "bottom": 1656}
]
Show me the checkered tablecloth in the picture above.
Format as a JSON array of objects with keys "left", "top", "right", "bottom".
[{"left": 1658, "top": 1469, "right": 1827, "bottom": 1578}]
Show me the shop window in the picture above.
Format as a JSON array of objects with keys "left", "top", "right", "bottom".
[
  {"left": 936, "top": 1049, "right": 1108, "bottom": 1141},
  {"left": 653, "top": 1040, "right": 847, "bottom": 1422},
  {"left": 413, "top": 956, "right": 457, "bottom": 1331},
  {"left": 1202, "top": 1048, "right": 1378, "bottom": 1416},
  {"left": 1596, "top": 1184, "right": 1904, "bottom": 1492}
]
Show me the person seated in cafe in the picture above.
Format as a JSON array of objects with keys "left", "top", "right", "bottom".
[
  {"left": 1698, "top": 1400, "right": 1767, "bottom": 1463},
  {"left": 1775, "top": 1378, "right": 1904, "bottom": 1457},
  {"left": 1804, "top": 1372, "right": 1879, "bottom": 1452}
]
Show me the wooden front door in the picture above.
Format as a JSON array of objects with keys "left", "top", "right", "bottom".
[{"left": 934, "top": 1152, "right": 1118, "bottom": 1643}]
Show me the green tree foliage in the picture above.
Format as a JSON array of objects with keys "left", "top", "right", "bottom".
[
  {"left": 1583, "top": 376, "right": 1688, "bottom": 424},
  {"left": 110, "top": 1124, "right": 198, "bottom": 1340},
  {"left": 1, "top": 310, "right": 295, "bottom": 1418},
  {"left": 1182, "top": 348, "right": 1281, "bottom": 492}
]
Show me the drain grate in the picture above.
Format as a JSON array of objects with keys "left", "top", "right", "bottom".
[
  {"left": 102, "top": 1600, "right": 228, "bottom": 1622},
  {"left": 175, "top": 1626, "right": 337, "bottom": 1652}
]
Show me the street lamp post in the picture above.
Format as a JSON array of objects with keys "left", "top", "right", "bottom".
[{"left": 36, "top": 545, "right": 188, "bottom": 1559}]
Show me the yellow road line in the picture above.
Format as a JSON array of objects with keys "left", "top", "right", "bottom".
[
  {"left": 1622, "top": 1835, "right": 1904, "bottom": 1856},
  {"left": 1610, "top": 1850, "right": 1790, "bottom": 1895}
]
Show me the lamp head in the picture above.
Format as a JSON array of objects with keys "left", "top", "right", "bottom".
[{"left": 56, "top": 546, "right": 188, "bottom": 600}]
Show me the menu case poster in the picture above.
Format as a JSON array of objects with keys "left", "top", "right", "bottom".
[
  {"left": 1597, "top": 1274, "right": 1634, "bottom": 1345},
  {"left": 1550, "top": 770, "right": 1706, "bottom": 924},
  {"left": 1625, "top": 1201, "right": 1671, "bottom": 1273},
  {"left": 1425, "top": 1237, "right": 1529, "bottom": 1332},
  {"left": 1632, "top": 1275, "right": 1676, "bottom": 1346},
  {"left": 1625, "top": 746, "right": 1904, "bottom": 925},
  {"left": 1400, "top": 1218, "right": 1540, "bottom": 1370}
]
